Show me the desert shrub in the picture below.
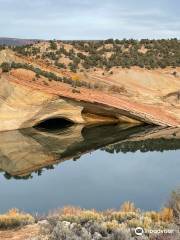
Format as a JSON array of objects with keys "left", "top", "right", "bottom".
[
  {"left": 0, "top": 209, "right": 34, "bottom": 229},
  {"left": 1, "top": 62, "right": 11, "bottom": 72},
  {"left": 45, "top": 221, "right": 92, "bottom": 240},
  {"left": 72, "top": 88, "right": 80, "bottom": 94},
  {"left": 36, "top": 73, "right": 40, "bottom": 78},
  {"left": 104, "top": 220, "right": 119, "bottom": 233},
  {"left": 55, "top": 62, "right": 66, "bottom": 69},
  {"left": 58, "top": 206, "right": 82, "bottom": 216},
  {"left": 159, "top": 208, "right": 173, "bottom": 222},
  {"left": 78, "top": 211, "right": 102, "bottom": 224},
  {"left": 111, "top": 229, "right": 132, "bottom": 240},
  {"left": 68, "top": 62, "right": 78, "bottom": 72},
  {"left": 86, "top": 221, "right": 108, "bottom": 236},
  {"left": 0, "top": 45, "right": 6, "bottom": 51},
  {"left": 49, "top": 40, "right": 57, "bottom": 50},
  {"left": 108, "top": 211, "right": 138, "bottom": 223},
  {"left": 167, "top": 189, "right": 180, "bottom": 225},
  {"left": 142, "top": 212, "right": 167, "bottom": 227},
  {"left": 108, "top": 85, "right": 126, "bottom": 94},
  {"left": 150, "top": 232, "right": 180, "bottom": 240},
  {"left": 58, "top": 209, "right": 102, "bottom": 224},
  {"left": 145, "top": 211, "right": 160, "bottom": 222},
  {"left": 120, "top": 201, "right": 138, "bottom": 213}
]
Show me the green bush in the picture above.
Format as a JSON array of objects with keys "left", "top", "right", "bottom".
[
  {"left": 49, "top": 40, "right": 57, "bottom": 50},
  {"left": 1, "top": 62, "right": 11, "bottom": 72}
]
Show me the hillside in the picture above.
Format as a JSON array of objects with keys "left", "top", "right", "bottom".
[
  {"left": 11, "top": 39, "right": 180, "bottom": 69},
  {"left": 0, "top": 39, "right": 180, "bottom": 130},
  {"left": 0, "top": 37, "right": 38, "bottom": 46}
]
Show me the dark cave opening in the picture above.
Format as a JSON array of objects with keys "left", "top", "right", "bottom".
[{"left": 34, "top": 117, "right": 73, "bottom": 130}]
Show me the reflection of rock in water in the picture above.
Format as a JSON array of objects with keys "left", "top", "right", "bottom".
[
  {"left": 0, "top": 124, "right": 180, "bottom": 179},
  {"left": 103, "top": 127, "right": 180, "bottom": 153},
  {"left": 0, "top": 124, "right": 84, "bottom": 178}
]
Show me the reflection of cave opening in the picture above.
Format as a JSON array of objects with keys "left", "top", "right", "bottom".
[{"left": 34, "top": 118, "right": 73, "bottom": 130}]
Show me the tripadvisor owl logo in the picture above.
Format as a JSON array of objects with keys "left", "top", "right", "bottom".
[{"left": 135, "top": 227, "right": 144, "bottom": 236}]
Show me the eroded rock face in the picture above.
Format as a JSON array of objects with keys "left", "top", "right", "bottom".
[
  {"left": 1, "top": 73, "right": 130, "bottom": 132},
  {"left": 0, "top": 67, "right": 180, "bottom": 132},
  {"left": 0, "top": 75, "right": 139, "bottom": 131},
  {"left": 0, "top": 77, "right": 85, "bottom": 132}
]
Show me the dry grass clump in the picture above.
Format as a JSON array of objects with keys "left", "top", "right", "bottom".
[
  {"left": 58, "top": 206, "right": 82, "bottom": 216},
  {"left": 0, "top": 208, "right": 35, "bottom": 229},
  {"left": 102, "top": 220, "right": 119, "bottom": 232},
  {"left": 52, "top": 206, "right": 103, "bottom": 224},
  {"left": 120, "top": 201, "right": 138, "bottom": 213},
  {"left": 167, "top": 188, "right": 180, "bottom": 225},
  {"left": 107, "top": 211, "right": 138, "bottom": 223},
  {"left": 145, "top": 208, "right": 173, "bottom": 223},
  {"left": 159, "top": 208, "right": 174, "bottom": 222}
]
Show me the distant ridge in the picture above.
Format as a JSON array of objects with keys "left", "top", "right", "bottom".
[{"left": 0, "top": 37, "right": 40, "bottom": 46}]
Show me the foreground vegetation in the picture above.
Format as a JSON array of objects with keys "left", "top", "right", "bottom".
[
  {"left": 0, "top": 189, "right": 179, "bottom": 240},
  {"left": 38, "top": 204, "right": 178, "bottom": 240}
]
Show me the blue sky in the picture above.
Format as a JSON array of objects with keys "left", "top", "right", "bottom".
[{"left": 0, "top": 0, "right": 179, "bottom": 39}]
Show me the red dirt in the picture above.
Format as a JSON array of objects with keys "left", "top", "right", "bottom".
[{"left": 0, "top": 224, "right": 39, "bottom": 240}]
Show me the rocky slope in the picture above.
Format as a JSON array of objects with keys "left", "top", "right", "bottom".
[{"left": 0, "top": 47, "right": 180, "bottom": 131}]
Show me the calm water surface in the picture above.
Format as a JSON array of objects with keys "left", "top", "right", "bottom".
[{"left": 0, "top": 124, "right": 179, "bottom": 214}]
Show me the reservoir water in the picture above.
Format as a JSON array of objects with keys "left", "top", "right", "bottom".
[{"left": 0, "top": 124, "right": 179, "bottom": 214}]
